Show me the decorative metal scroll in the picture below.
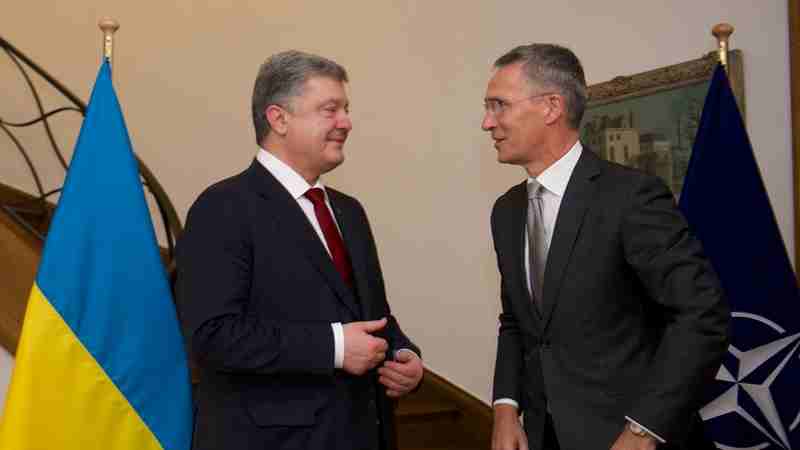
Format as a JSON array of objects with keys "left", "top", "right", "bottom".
[{"left": 0, "top": 36, "right": 182, "bottom": 261}]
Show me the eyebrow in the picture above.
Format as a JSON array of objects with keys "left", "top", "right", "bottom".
[{"left": 321, "top": 98, "right": 349, "bottom": 107}]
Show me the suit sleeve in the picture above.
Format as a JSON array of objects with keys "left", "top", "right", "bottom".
[
  {"left": 176, "top": 188, "right": 335, "bottom": 376},
  {"left": 621, "top": 174, "right": 730, "bottom": 441},
  {"left": 355, "top": 200, "right": 420, "bottom": 358},
  {"left": 490, "top": 200, "right": 524, "bottom": 407}
]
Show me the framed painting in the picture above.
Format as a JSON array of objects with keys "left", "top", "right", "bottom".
[{"left": 581, "top": 50, "right": 744, "bottom": 199}]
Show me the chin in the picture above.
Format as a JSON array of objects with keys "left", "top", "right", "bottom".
[
  {"left": 496, "top": 151, "right": 514, "bottom": 165},
  {"left": 320, "top": 155, "right": 345, "bottom": 174},
  {"left": 331, "top": 149, "right": 345, "bottom": 164},
  {"left": 497, "top": 152, "right": 525, "bottom": 166}
]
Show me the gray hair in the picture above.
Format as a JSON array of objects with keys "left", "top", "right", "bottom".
[
  {"left": 495, "top": 44, "right": 587, "bottom": 130},
  {"left": 252, "top": 50, "right": 349, "bottom": 144}
]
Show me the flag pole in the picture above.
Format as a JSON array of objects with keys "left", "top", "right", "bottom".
[
  {"left": 98, "top": 18, "right": 119, "bottom": 76},
  {"left": 712, "top": 23, "right": 734, "bottom": 74}
]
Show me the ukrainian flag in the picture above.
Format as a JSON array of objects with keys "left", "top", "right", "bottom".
[{"left": 0, "top": 61, "right": 192, "bottom": 450}]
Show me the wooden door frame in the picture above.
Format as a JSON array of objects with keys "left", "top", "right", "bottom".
[{"left": 791, "top": 0, "right": 800, "bottom": 272}]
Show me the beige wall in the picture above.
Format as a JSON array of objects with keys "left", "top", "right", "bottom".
[{"left": 0, "top": 0, "right": 792, "bottom": 407}]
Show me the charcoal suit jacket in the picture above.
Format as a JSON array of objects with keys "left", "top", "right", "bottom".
[{"left": 490, "top": 148, "right": 729, "bottom": 450}]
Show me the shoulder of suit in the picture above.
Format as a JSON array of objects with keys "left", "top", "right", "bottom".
[
  {"left": 580, "top": 156, "right": 675, "bottom": 209},
  {"left": 188, "top": 168, "right": 252, "bottom": 213},
  {"left": 494, "top": 180, "right": 526, "bottom": 205},
  {"left": 583, "top": 152, "right": 663, "bottom": 187},
  {"left": 488, "top": 182, "right": 524, "bottom": 226}
]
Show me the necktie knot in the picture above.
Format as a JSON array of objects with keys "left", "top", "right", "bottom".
[{"left": 305, "top": 187, "right": 326, "bottom": 205}]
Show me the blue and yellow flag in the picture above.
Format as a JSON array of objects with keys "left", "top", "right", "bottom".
[
  {"left": 681, "top": 65, "right": 800, "bottom": 449},
  {"left": 0, "top": 61, "right": 192, "bottom": 450}
]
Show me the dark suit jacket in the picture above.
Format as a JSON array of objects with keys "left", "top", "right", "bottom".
[
  {"left": 177, "top": 160, "right": 419, "bottom": 450},
  {"left": 490, "top": 149, "right": 729, "bottom": 450}
]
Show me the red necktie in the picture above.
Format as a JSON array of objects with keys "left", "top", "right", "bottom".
[{"left": 305, "top": 188, "right": 354, "bottom": 287}]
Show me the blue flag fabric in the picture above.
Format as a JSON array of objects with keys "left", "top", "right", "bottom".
[
  {"left": 680, "top": 65, "right": 800, "bottom": 449},
  {"left": 0, "top": 60, "right": 193, "bottom": 450}
]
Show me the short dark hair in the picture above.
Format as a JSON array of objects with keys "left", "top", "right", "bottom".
[
  {"left": 495, "top": 44, "right": 587, "bottom": 129},
  {"left": 252, "top": 50, "right": 349, "bottom": 144}
]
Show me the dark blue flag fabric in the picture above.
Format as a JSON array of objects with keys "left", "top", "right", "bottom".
[{"left": 680, "top": 64, "right": 800, "bottom": 449}]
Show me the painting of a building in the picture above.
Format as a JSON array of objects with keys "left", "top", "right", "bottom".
[
  {"left": 639, "top": 132, "right": 675, "bottom": 193},
  {"left": 580, "top": 80, "right": 709, "bottom": 199}
]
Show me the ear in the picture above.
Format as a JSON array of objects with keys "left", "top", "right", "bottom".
[
  {"left": 542, "top": 94, "right": 565, "bottom": 126},
  {"left": 265, "top": 104, "right": 289, "bottom": 135}
]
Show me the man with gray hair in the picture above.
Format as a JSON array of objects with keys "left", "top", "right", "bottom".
[
  {"left": 483, "top": 44, "right": 729, "bottom": 450},
  {"left": 177, "top": 50, "right": 422, "bottom": 450}
]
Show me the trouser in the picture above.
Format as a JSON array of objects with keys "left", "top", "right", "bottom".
[{"left": 542, "top": 413, "right": 560, "bottom": 450}]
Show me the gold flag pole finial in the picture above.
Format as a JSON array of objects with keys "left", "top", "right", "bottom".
[
  {"left": 98, "top": 18, "right": 120, "bottom": 71},
  {"left": 712, "top": 23, "right": 734, "bottom": 73}
]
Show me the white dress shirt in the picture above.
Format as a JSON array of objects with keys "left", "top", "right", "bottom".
[{"left": 491, "top": 142, "right": 664, "bottom": 443}]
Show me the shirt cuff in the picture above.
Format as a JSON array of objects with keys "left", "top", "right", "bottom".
[
  {"left": 395, "top": 348, "right": 420, "bottom": 361},
  {"left": 493, "top": 398, "right": 519, "bottom": 408},
  {"left": 624, "top": 416, "right": 666, "bottom": 443},
  {"left": 332, "top": 322, "right": 344, "bottom": 369}
]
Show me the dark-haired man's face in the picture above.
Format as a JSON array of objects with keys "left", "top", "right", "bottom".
[
  {"left": 481, "top": 63, "right": 551, "bottom": 167},
  {"left": 284, "top": 76, "right": 352, "bottom": 181}
]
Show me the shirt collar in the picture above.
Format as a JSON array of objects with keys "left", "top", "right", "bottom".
[
  {"left": 529, "top": 140, "right": 583, "bottom": 198},
  {"left": 256, "top": 148, "right": 325, "bottom": 200}
]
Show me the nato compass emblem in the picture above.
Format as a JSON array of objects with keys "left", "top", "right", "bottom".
[{"left": 700, "top": 312, "right": 800, "bottom": 449}]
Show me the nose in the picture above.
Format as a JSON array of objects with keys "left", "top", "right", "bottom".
[
  {"left": 481, "top": 110, "right": 496, "bottom": 131},
  {"left": 337, "top": 111, "right": 352, "bottom": 131}
]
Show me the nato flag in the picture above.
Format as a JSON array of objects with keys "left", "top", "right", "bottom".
[{"left": 680, "top": 64, "right": 800, "bottom": 449}]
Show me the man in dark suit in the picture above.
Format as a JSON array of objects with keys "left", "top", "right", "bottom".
[
  {"left": 482, "top": 44, "right": 730, "bottom": 450},
  {"left": 177, "top": 50, "right": 422, "bottom": 450}
]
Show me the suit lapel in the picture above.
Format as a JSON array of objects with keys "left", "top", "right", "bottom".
[
  {"left": 541, "top": 150, "right": 602, "bottom": 330},
  {"left": 328, "top": 192, "right": 372, "bottom": 320},
  {"left": 507, "top": 182, "right": 543, "bottom": 333},
  {"left": 245, "top": 161, "right": 361, "bottom": 318}
]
